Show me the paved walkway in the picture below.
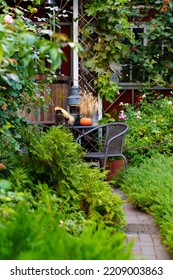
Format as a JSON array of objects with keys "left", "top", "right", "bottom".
[{"left": 113, "top": 188, "right": 172, "bottom": 260}]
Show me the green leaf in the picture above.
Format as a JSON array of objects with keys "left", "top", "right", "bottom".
[
  {"left": 49, "top": 48, "right": 58, "bottom": 61},
  {"left": 0, "top": 180, "right": 11, "bottom": 191},
  {"left": 6, "top": 73, "right": 19, "bottom": 82},
  {"left": 22, "top": 33, "right": 36, "bottom": 46},
  {"left": 0, "top": 45, "right": 3, "bottom": 62},
  {"left": 26, "top": 108, "right": 31, "bottom": 114}
]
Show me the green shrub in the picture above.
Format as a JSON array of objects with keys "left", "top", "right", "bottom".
[
  {"left": 0, "top": 177, "right": 34, "bottom": 223},
  {"left": 0, "top": 195, "right": 133, "bottom": 260},
  {"left": 118, "top": 96, "right": 173, "bottom": 165},
  {"left": 119, "top": 154, "right": 173, "bottom": 255},
  {"left": 28, "top": 126, "right": 125, "bottom": 229},
  {"left": 0, "top": 1, "right": 70, "bottom": 133},
  {"left": 0, "top": 124, "right": 134, "bottom": 260},
  {"left": 2, "top": 125, "right": 125, "bottom": 231}
]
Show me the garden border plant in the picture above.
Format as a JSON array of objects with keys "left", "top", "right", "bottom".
[
  {"left": 118, "top": 154, "right": 173, "bottom": 257},
  {"left": 116, "top": 95, "right": 173, "bottom": 165},
  {"left": 0, "top": 125, "right": 134, "bottom": 259},
  {"left": 0, "top": 180, "right": 133, "bottom": 260}
]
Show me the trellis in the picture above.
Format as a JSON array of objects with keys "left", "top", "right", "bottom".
[
  {"left": 77, "top": 0, "right": 137, "bottom": 116},
  {"left": 78, "top": 0, "right": 98, "bottom": 94}
]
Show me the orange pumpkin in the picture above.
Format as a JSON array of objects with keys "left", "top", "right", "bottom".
[{"left": 80, "top": 117, "right": 92, "bottom": 126}]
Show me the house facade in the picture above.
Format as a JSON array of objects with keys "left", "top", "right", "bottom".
[{"left": 6, "top": 0, "right": 172, "bottom": 124}]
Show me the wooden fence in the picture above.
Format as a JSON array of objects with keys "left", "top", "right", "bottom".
[{"left": 22, "top": 75, "right": 71, "bottom": 125}]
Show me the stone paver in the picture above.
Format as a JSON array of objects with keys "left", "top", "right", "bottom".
[{"left": 113, "top": 188, "right": 172, "bottom": 260}]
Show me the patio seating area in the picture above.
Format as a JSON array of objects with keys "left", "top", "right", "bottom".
[{"left": 76, "top": 123, "right": 128, "bottom": 171}]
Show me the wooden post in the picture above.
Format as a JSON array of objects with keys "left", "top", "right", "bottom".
[{"left": 72, "top": 0, "right": 79, "bottom": 87}]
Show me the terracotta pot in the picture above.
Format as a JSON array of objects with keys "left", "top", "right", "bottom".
[{"left": 102, "top": 159, "right": 125, "bottom": 181}]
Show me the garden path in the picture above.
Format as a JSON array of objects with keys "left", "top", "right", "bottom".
[{"left": 113, "top": 188, "right": 172, "bottom": 260}]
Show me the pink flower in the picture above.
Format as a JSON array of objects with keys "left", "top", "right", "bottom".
[
  {"left": 4, "top": 14, "right": 13, "bottom": 24},
  {"left": 119, "top": 110, "right": 126, "bottom": 120}
]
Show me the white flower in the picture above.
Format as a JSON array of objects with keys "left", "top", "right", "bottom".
[
  {"left": 135, "top": 111, "right": 141, "bottom": 119},
  {"left": 168, "top": 101, "right": 172, "bottom": 105},
  {"left": 119, "top": 102, "right": 124, "bottom": 106},
  {"left": 153, "top": 120, "right": 157, "bottom": 123}
]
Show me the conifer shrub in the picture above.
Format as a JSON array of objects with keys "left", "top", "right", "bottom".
[
  {"left": 119, "top": 154, "right": 173, "bottom": 256},
  {"left": 0, "top": 199, "right": 132, "bottom": 260}
]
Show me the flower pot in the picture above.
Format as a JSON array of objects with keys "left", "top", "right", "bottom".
[{"left": 102, "top": 159, "right": 125, "bottom": 181}]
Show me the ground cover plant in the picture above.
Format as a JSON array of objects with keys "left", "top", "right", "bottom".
[
  {"left": 0, "top": 125, "right": 133, "bottom": 259},
  {"left": 118, "top": 154, "right": 173, "bottom": 257}
]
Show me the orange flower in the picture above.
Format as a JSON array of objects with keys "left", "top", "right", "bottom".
[
  {"left": 33, "top": 8, "right": 38, "bottom": 13},
  {"left": 161, "top": 5, "right": 168, "bottom": 12}
]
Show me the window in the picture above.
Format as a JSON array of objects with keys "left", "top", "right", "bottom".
[{"left": 120, "top": 26, "right": 145, "bottom": 83}]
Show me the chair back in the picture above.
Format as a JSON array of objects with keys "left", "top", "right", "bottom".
[{"left": 103, "top": 123, "right": 128, "bottom": 155}]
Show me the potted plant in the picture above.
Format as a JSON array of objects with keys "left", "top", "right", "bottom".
[
  {"left": 78, "top": 88, "right": 98, "bottom": 126},
  {"left": 105, "top": 158, "right": 127, "bottom": 181}
]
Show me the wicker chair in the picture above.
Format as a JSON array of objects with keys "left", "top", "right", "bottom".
[{"left": 76, "top": 122, "right": 129, "bottom": 171}]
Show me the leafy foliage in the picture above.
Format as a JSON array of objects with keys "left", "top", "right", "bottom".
[
  {"left": 118, "top": 95, "right": 173, "bottom": 165},
  {"left": 80, "top": 0, "right": 134, "bottom": 101},
  {"left": 0, "top": 1, "right": 133, "bottom": 260},
  {"left": 0, "top": 0, "right": 71, "bottom": 140},
  {"left": 119, "top": 154, "right": 173, "bottom": 256},
  {"left": 0, "top": 199, "right": 132, "bottom": 260},
  {"left": 81, "top": 0, "right": 173, "bottom": 100},
  {"left": 0, "top": 151, "right": 132, "bottom": 260},
  {"left": 0, "top": 125, "right": 126, "bottom": 234},
  {"left": 124, "top": 0, "right": 173, "bottom": 94},
  {"left": 16, "top": 125, "right": 125, "bottom": 230}
]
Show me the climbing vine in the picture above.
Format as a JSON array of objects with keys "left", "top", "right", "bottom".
[
  {"left": 127, "top": 0, "right": 173, "bottom": 96},
  {"left": 79, "top": 0, "right": 134, "bottom": 102},
  {"left": 81, "top": 0, "right": 173, "bottom": 101}
]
